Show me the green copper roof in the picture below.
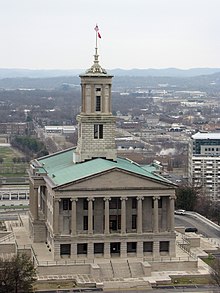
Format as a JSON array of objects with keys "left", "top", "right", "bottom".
[{"left": 36, "top": 148, "right": 173, "bottom": 187}]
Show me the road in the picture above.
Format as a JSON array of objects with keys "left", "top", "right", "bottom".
[{"left": 175, "top": 212, "right": 220, "bottom": 238}]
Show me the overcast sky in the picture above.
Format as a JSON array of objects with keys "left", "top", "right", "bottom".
[{"left": 0, "top": 0, "right": 219, "bottom": 70}]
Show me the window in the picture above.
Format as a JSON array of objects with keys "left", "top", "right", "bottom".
[
  {"left": 132, "top": 198, "right": 137, "bottom": 209},
  {"left": 83, "top": 216, "right": 88, "bottom": 230},
  {"left": 127, "top": 242, "right": 137, "bottom": 253},
  {"left": 132, "top": 215, "right": 137, "bottom": 229},
  {"left": 60, "top": 244, "right": 71, "bottom": 256},
  {"left": 96, "top": 87, "right": 101, "bottom": 92},
  {"left": 83, "top": 199, "right": 88, "bottom": 210},
  {"left": 94, "top": 243, "right": 104, "bottom": 254},
  {"left": 96, "top": 96, "right": 101, "bottom": 111},
  {"left": 143, "top": 241, "right": 153, "bottom": 252},
  {"left": 62, "top": 199, "right": 71, "bottom": 210},
  {"left": 77, "top": 243, "right": 87, "bottom": 254},
  {"left": 94, "top": 124, "right": 103, "bottom": 139},
  {"left": 160, "top": 241, "right": 169, "bottom": 252},
  {"left": 109, "top": 197, "right": 121, "bottom": 209}
]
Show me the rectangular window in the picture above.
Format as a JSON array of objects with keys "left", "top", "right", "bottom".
[
  {"left": 96, "top": 96, "right": 101, "bottom": 111},
  {"left": 109, "top": 197, "right": 121, "bottom": 209},
  {"left": 160, "top": 241, "right": 169, "bottom": 252},
  {"left": 132, "top": 198, "right": 137, "bottom": 209},
  {"left": 94, "top": 124, "right": 103, "bottom": 139},
  {"left": 96, "top": 87, "right": 101, "bottom": 92},
  {"left": 127, "top": 242, "right": 137, "bottom": 253},
  {"left": 63, "top": 199, "right": 71, "bottom": 210},
  {"left": 132, "top": 215, "right": 137, "bottom": 229},
  {"left": 83, "top": 198, "right": 88, "bottom": 210},
  {"left": 83, "top": 216, "right": 88, "bottom": 230},
  {"left": 60, "top": 244, "right": 71, "bottom": 256},
  {"left": 94, "top": 243, "right": 104, "bottom": 254},
  {"left": 77, "top": 243, "right": 87, "bottom": 255},
  {"left": 143, "top": 241, "right": 153, "bottom": 252}
]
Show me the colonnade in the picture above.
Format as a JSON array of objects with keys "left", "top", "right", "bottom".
[{"left": 50, "top": 195, "right": 175, "bottom": 236}]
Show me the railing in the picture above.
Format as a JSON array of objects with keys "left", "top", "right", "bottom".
[{"left": 0, "top": 232, "right": 14, "bottom": 243}]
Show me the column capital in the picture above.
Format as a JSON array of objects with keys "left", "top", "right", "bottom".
[
  {"left": 120, "top": 197, "right": 128, "bottom": 201},
  {"left": 169, "top": 195, "right": 176, "bottom": 200},
  {"left": 70, "top": 197, "right": 78, "bottom": 202},
  {"left": 153, "top": 196, "right": 160, "bottom": 201},
  {"left": 136, "top": 196, "right": 144, "bottom": 201},
  {"left": 53, "top": 197, "right": 61, "bottom": 202},
  {"left": 104, "top": 197, "right": 111, "bottom": 201},
  {"left": 87, "top": 197, "right": 95, "bottom": 202}
]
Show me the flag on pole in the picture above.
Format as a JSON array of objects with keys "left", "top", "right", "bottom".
[{"left": 94, "top": 24, "right": 101, "bottom": 38}]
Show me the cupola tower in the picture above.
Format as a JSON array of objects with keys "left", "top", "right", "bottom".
[{"left": 74, "top": 27, "right": 116, "bottom": 162}]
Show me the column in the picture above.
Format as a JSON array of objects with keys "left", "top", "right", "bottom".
[
  {"left": 137, "top": 196, "right": 144, "bottom": 233},
  {"left": 71, "top": 198, "right": 78, "bottom": 235},
  {"left": 104, "top": 197, "right": 111, "bottom": 234},
  {"left": 153, "top": 196, "right": 160, "bottom": 233},
  {"left": 137, "top": 241, "right": 143, "bottom": 258},
  {"left": 153, "top": 240, "right": 160, "bottom": 258},
  {"left": 120, "top": 241, "right": 127, "bottom": 258},
  {"left": 169, "top": 196, "right": 176, "bottom": 232},
  {"left": 53, "top": 198, "right": 60, "bottom": 235},
  {"left": 104, "top": 242, "right": 111, "bottom": 259},
  {"left": 88, "top": 242, "right": 94, "bottom": 260},
  {"left": 33, "top": 188, "right": 39, "bottom": 220},
  {"left": 88, "top": 197, "right": 94, "bottom": 234},
  {"left": 120, "top": 197, "right": 128, "bottom": 234}
]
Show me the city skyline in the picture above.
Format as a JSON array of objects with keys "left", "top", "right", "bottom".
[{"left": 0, "top": 0, "right": 219, "bottom": 70}]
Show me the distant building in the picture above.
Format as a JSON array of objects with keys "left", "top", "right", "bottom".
[
  {"left": 44, "top": 125, "right": 76, "bottom": 135},
  {"left": 0, "top": 122, "right": 27, "bottom": 135},
  {"left": 188, "top": 132, "right": 220, "bottom": 200}
]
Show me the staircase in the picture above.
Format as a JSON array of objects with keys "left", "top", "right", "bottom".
[
  {"left": 111, "top": 261, "right": 131, "bottom": 278},
  {"left": 129, "top": 262, "right": 144, "bottom": 277},
  {"left": 99, "top": 262, "right": 114, "bottom": 279}
]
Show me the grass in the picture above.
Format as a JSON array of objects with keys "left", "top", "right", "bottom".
[
  {"left": 0, "top": 146, "right": 28, "bottom": 177},
  {"left": 33, "top": 280, "right": 77, "bottom": 291},
  {"left": 171, "top": 275, "right": 212, "bottom": 285}
]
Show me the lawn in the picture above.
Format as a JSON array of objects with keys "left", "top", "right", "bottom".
[{"left": 0, "top": 146, "right": 29, "bottom": 177}]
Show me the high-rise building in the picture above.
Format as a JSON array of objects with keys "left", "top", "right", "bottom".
[
  {"left": 28, "top": 37, "right": 176, "bottom": 261},
  {"left": 188, "top": 132, "right": 220, "bottom": 200}
]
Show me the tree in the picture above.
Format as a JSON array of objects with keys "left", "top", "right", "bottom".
[
  {"left": 0, "top": 253, "right": 36, "bottom": 293},
  {"left": 175, "top": 184, "right": 198, "bottom": 211}
]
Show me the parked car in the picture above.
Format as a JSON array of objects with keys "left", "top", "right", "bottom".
[
  {"left": 185, "top": 227, "right": 198, "bottom": 233},
  {"left": 174, "top": 209, "right": 186, "bottom": 215}
]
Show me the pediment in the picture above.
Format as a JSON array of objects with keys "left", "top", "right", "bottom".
[{"left": 56, "top": 168, "right": 173, "bottom": 191}]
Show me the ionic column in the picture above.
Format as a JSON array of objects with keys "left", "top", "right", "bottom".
[
  {"left": 153, "top": 196, "right": 160, "bottom": 233},
  {"left": 71, "top": 198, "right": 78, "bottom": 235},
  {"left": 104, "top": 197, "right": 111, "bottom": 234},
  {"left": 169, "top": 196, "right": 176, "bottom": 232},
  {"left": 53, "top": 198, "right": 60, "bottom": 235},
  {"left": 120, "top": 197, "right": 128, "bottom": 234},
  {"left": 88, "top": 197, "right": 94, "bottom": 234},
  {"left": 137, "top": 196, "right": 144, "bottom": 233}
]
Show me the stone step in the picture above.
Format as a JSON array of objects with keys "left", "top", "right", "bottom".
[
  {"left": 129, "top": 262, "right": 144, "bottom": 277},
  {"left": 99, "top": 263, "right": 114, "bottom": 279},
  {"left": 111, "top": 261, "right": 131, "bottom": 278}
]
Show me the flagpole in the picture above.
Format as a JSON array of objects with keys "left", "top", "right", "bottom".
[{"left": 95, "top": 26, "right": 98, "bottom": 56}]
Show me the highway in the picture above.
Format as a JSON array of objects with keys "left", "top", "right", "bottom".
[{"left": 175, "top": 212, "right": 220, "bottom": 238}]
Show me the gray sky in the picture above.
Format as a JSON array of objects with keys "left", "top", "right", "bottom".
[{"left": 0, "top": 0, "right": 219, "bottom": 69}]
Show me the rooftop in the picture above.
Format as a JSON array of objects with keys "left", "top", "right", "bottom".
[
  {"left": 34, "top": 148, "right": 173, "bottom": 187},
  {"left": 192, "top": 132, "right": 220, "bottom": 140}
]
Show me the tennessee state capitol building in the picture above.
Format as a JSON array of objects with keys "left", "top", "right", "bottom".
[{"left": 28, "top": 32, "right": 176, "bottom": 261}]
